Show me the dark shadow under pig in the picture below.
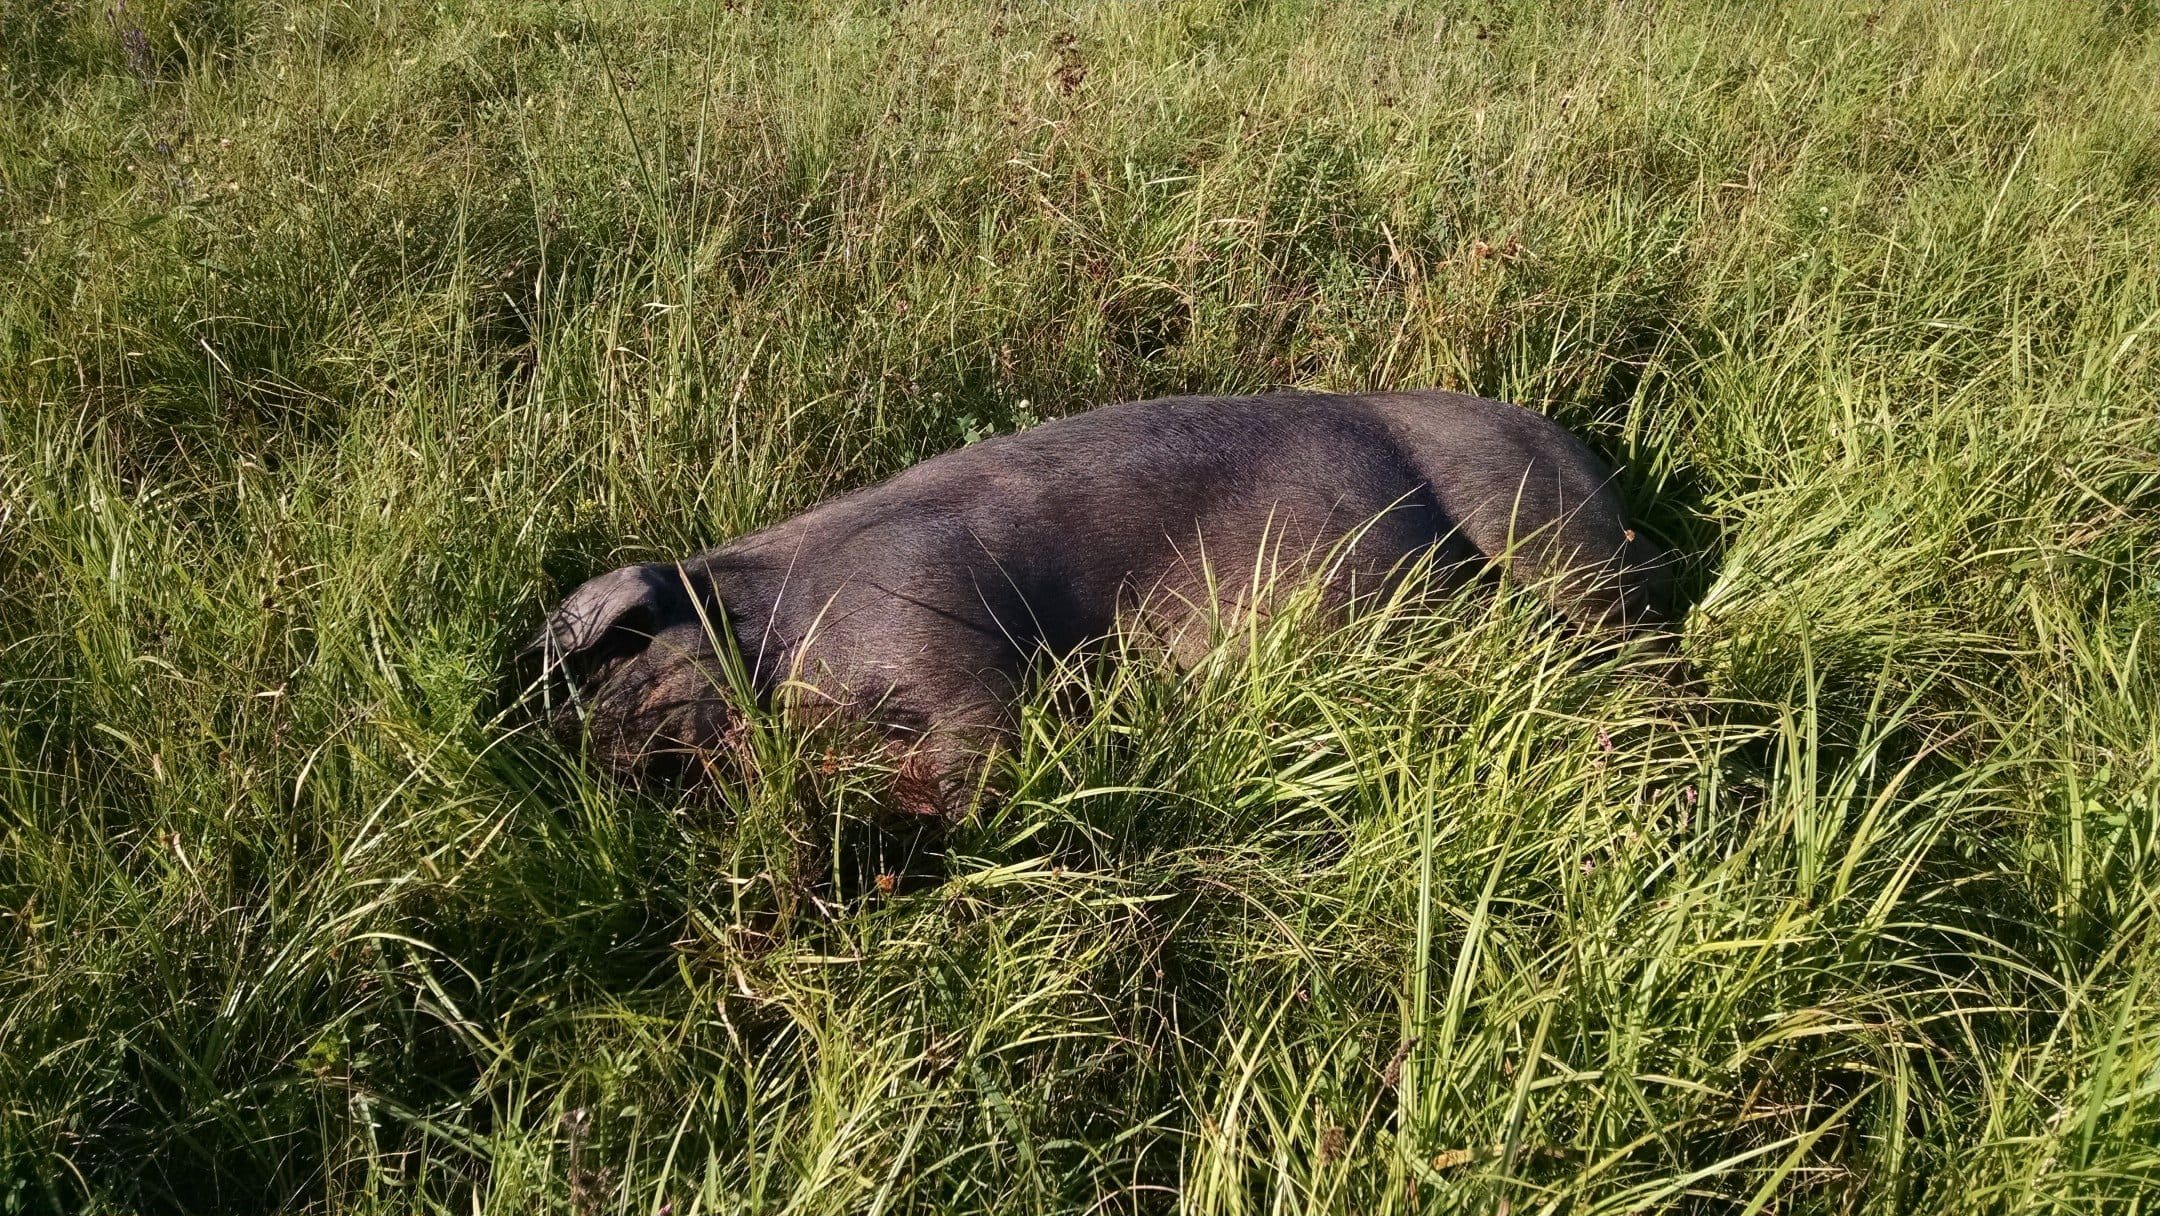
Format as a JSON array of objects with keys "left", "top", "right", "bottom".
[{"left": 532, "top": 390, "right": 1675, "bottom": 814}]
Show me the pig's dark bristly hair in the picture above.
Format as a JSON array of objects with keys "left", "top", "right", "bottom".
[{"left": 524, "top": 389, "right": 1683, "bottom": 815}]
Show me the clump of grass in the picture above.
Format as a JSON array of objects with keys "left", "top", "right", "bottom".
[{"left": 3, "top": 0, "right": 2157, "bottom": 1211}]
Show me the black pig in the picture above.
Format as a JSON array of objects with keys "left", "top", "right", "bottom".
[{"left": 534, "top": 390, "right": 1673, "bottom": 812}]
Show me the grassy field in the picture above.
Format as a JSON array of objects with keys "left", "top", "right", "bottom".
[{"left": 4, "top": 0, "right": 2158, "bottom": 1210}]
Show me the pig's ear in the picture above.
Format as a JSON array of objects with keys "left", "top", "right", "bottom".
[{"left": 534, "top": 565, "right": 689, "bottom": 663}]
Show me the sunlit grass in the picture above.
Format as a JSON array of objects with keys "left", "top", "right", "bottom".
[{"left": 2, "top": 0, "right": 2156, "bottom": 1211}]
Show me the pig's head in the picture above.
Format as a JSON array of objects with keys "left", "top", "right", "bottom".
[{"left": 532, "top": 563, "right": 744, "bottom": 780}]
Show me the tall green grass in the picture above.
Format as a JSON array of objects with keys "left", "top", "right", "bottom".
[{"left": 3, "top": 0, "right": 2157, "bottom": 1210}]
